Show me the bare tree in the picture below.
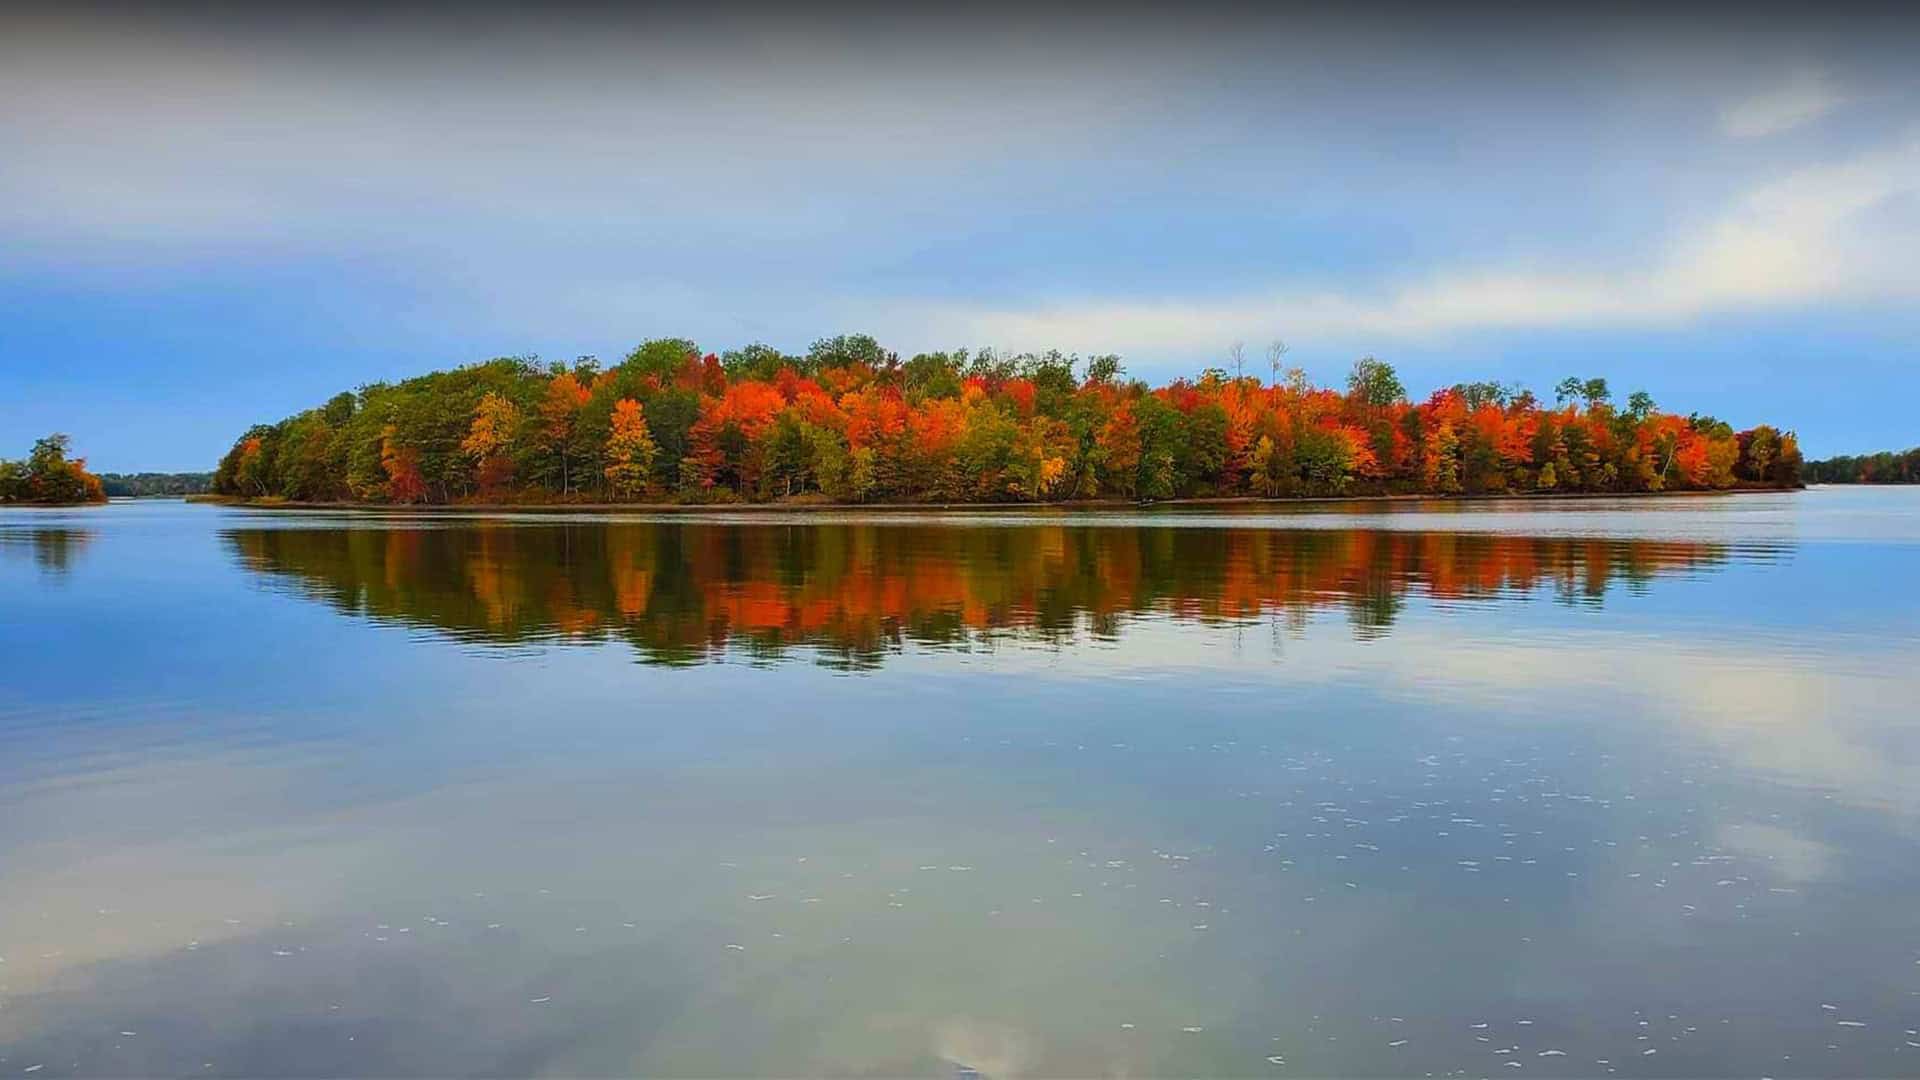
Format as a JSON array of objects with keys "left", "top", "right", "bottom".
[
  {"left": 1266, "top": 339, "right": 1290, "bottom": 387},
  {"left": 1228, "top": 341, "right": 1246, "bottom": 382}
]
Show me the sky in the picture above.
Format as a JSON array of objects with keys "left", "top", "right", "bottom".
[{"left": 2, "top": 4, "right": 1917, "bottom": 470}]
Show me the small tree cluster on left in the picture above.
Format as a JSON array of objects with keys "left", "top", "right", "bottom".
[{"left": 0, "top": 435, "right": 107, "bottom": 505}]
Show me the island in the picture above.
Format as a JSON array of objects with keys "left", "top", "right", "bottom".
[
  {"left": 0, "top": 434, "right": 107, "bottom": 505},
  {"left": 211, "top": 337, "right": 1804, "bottom": 507}
]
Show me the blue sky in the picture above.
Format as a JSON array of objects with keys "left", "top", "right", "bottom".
[{"left": 2, "top": 7, "right": 1917, "bottom": 470}]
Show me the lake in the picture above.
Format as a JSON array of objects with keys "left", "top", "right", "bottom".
[{"left": 2, "top": 490, "right": 1918, "bottom": 1077}]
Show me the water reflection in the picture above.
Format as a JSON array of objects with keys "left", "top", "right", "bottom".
[
  {"left": 5, "top": 502, "right": 1919, "bottom": 1077},
  {"left": 0, "top": 526, "right": 94, "bottom": 574},
  {"left": 224, "top": 522, "right": 1746, "bottom": 667}
]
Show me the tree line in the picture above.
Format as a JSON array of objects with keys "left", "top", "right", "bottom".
[
  {"left": 1804, "top": 447, "right": 1920, "bottom": 484},
  {"left": 213, "top": 335, "right": 1803, "bottom": 505},
  {"left": 1, "top": 435, "right": 106, "bottom": 505},
  {"left": 98, "top": 472, "right": 214, "bottom": 497}
]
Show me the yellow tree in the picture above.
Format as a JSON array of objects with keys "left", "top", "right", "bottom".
[
  {"left": 462, "top": 392, "right": 522, "bottom": 496},
  {"left": 603, "top": 398, "right": 659, "bottom": 499}
]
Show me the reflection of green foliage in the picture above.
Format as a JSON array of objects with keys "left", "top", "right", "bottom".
[
  {"left": 224, "top": 522, "right": 1729, "bottom": 670},
  {"left": 0, "top": 528, "right": 94, "bottom": 574}
]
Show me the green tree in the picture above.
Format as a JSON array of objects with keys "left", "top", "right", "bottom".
[
  {"left": 0, "top": 459, "right": 26, "bottom": 502},
  {"left": 808, "top": 334, "right": 888, "bottom": 369},
  {"left": 624, "top": 338, "right": 700, "bottom": 381},
  {"left": 721, "top": 343, "right": 795, "bottom": 383},
  {"left": 903, "top": 351, "right": 966, "bottom": 401},
  {"left": 1084, "top": 354, "right": 1124, "bottom": 385},
  {"left": 764, "top": 413, "right": 816, "bottom": 497},
  {"left": 1347, "top": 356, "right": 1406, "bottom": 408}
]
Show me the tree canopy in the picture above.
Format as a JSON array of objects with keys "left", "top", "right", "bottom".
[
  {"left": 99, "top": 472, "right": 214, "bottom": 497},
  {"left": 210, "top": 341, "right": 1803, "bottom": 505},
  {"left": 1, "top": 434, "right": 107, "bottom": 505},
  {"left": 1804, "top": 446, "right": 1920, "bottom": 484}
]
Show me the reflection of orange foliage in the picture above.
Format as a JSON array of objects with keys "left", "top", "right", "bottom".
[
  {"left": 470, "top": 563, "right": 509, "bottom": 626},
  {"left": 382, "top": 526, "right": 422, "bottom": 592},
  {"left": 607, "top": 527, "right": 655, "bottom": 617},
  {"left": 232, "top": 523, "right": 1729, "bottom": 667},
  {"left": 546, "top": 579, "right": 599, "bottom": 636}
]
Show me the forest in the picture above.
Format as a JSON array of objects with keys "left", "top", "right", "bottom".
[
  {"left": 99, "top": 472, "right": 214, "bottom": 497},
  {"left": 212, "top": 336, "right": 1804, "bottom": 506},
  {"left": 0, "top": 434, "right": 106, "bottom": 505},
  {"left": 1805, "top": 447, "right": 1920, "bottom": 484}
]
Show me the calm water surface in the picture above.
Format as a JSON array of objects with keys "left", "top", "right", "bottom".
[{"left": 2, "top": 490, "right": 1918, "bottom": 1077}]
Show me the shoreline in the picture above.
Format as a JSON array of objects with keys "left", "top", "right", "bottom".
[{"left": 185, "top": 486, "right": 1801, "bottom": 515}]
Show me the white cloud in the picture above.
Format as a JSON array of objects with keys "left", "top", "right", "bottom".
[
  {"left": 1721, "top": 70, "right": 1848, "bottom": 138},
  {"left": 0, "top": 18, "right": 1151, "bottom": 249},
  {"left": 4, "top": 14, "right": 1915, "bottom": 375},
  {"left": 891, "top": 135, "right": 1920, "bottom": 355}
]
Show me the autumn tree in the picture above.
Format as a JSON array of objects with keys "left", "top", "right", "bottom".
[
  {"left": 380, "top": 424, "right": 428, "bottom": 503},
  {"left": 539, "top": 372, "right": 592, "bottom": 495},
  {"left": 462, "top": 391, "right": 523, "bottom": 496},
  {"left": 0, "top": 434, "right": 106, "bottom": 505},
  {"left": 211, "top": 338, "right": 1802, "bottom": 506},
  {"left": 603, "top": 398, "right": 659, "bottom": 499}
]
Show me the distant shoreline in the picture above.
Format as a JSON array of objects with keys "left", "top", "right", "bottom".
[{"left": 186, "top": 485, "right": 1800, "bottom": 515}]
